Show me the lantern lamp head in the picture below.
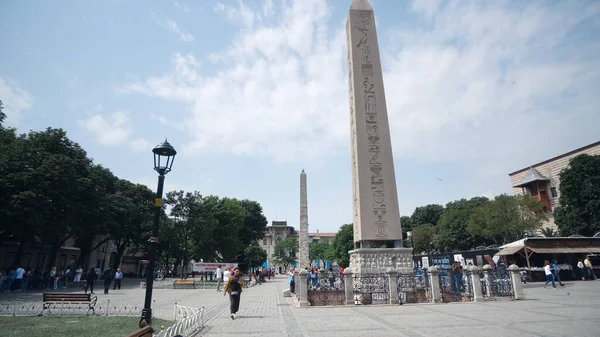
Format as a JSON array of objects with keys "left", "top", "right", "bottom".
[
  {"left": 152, "top": 139, "right": 177, "bottom": 175},
  {"left": 406, "top": 231, "right": 413, "bottom": 238}
]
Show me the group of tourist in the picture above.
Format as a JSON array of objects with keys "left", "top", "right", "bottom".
[
  {"left": 539, "top": 256, "right": 597, "bottom": 288},
  {"left": 0, "top": 265, "right": 125, "bottom": 295},
  {"left": 0, "top": 265, "right": 87, "bottom": 292},
  {"left": 83, "top": 267, "right": 124, "bottom": 295}
]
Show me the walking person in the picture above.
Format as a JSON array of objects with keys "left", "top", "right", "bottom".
[
  {"left": 113, "top": 268, "right": 123, "bottom": 290},
  {"left": 84, "top": 268, "right": 95, "bottom": 294},
  {"left": 74, "top": 266, "right": 83, "bottom": 286},
  {"left": 223, "top": 267, "right": 244, "bottom": 320},
  {"left": 103, "top": 268, "right": 113, "bottom": 294},
  {"left": 543, "top": 261, "right": 556, "bottom": 288},
  {"left": 577, "top": 260, "right": 586, "bottom": 280},
  {"left": 550, "top": 261, "right": 565, "bottom": 286},
  {"left": 216, "top": 265, "right": 223, "bottom": 292},
  {"left": 288, "top": 267, "right": 296, "bottom": 293},
  {"left": 584, "top": 256, "right": 598, "bottom": 280}
]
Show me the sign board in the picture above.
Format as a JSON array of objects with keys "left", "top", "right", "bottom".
[{"left": 192, "top": 262, "right": 237, "bottom": 272}]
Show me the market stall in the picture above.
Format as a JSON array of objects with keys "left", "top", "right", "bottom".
[{"left": 496, "top": 237, "right": 600, "bottom": 281}]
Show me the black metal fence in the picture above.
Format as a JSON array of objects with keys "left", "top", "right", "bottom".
[
  {"left": 438, "top": 268, "right": 473, "bottom": 302},
  {"left": 480, "top": 271, "right": 514, "bottom": 299},
  {"left": 396, "top": 270, "right": 431, "bottom": 304},
  {"left": 352, "top": 273, "right": 389, "bottom": 305},
  {"left": 306, "top": 274, "right": 345, "bottom": 306}
]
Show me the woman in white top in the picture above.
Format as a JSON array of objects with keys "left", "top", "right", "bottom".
[
  {"left": 74, "top": 267, "right": 83, "bottom": 283},
  {"left": 543, "top": 260, "right": 556, "bottom": 288}
]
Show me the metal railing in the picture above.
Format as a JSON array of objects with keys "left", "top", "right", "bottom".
[
  {"left": 155, "top": 305, "right": 204, "bottom": 337},
  {"left": 396, "top": 270, "right": 431, "bottom": 304},
  {"left": 352, "top": 273, "right": 389, "bottom": 305},
  {"left": 438, "top": 269, "right": 474, "bottom": 303},
  {"left": 306, "top": 275, "right": 345, "bottom": 306},
  {"left": 481, "top": 273, "right": 514, "bottom": 299}
]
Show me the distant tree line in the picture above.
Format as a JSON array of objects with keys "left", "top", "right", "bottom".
[{"left": 0, "top": 100, "right": 268, "bottom": 273}]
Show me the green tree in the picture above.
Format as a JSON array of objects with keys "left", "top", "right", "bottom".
[
  {"left": 401, "top": 215, "right": 413, "bottom": 239},
  {"left": 411, "top": 204, "right": 444, "bottom": 227},
  {"left": 11, "top": 128, "right": 92, "bottom": 266},
  {"left": 468, "top": 194, "right": 547, "bottom": 244},
  {"left": 309, "top": 242, "right": 331, "bottom": 266},
  {"left": 555, "top": 154, "right": 600, "bottom": 237},
  {"left": 237, "top": 200, "right": 268, "bottom": 246},
  {"left": 433, "top": 197, "right": 490, "bottom": 252},
  {"left": 187, "top": 195, "right": 246, "bottom": 263},
  {"left": 539, "top": 227, "right": 559, "bottom": 237},
  {"left": 412, "top": 224, "right": 436, "bottom": 254},
  {"left": 273, "top": 237, "right": 297, "bottom": 270},
  {"left": 0, "top": 100, "right": 6, "bottom": 128},
  {"left": 73, "top": 164, "right": 119, "bottom": 269},
  {"left": 244, "top": 243, "right": 268, "bottom": 269},
  {"left": 164, "top": 190, "right": 203, "bottom": 276},
  {"left": 107, "top": 179, "right": 154, "bottom": 270},
  {"left": 330, "top": 224, "right": 354, "bottom": 268}
]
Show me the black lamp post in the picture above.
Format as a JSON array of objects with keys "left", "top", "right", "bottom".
[
  {"left": 407, "top": 231, "right": 415, "bottom": 269},
  {"left": 140, "top": 139, "right": 177, "bottom": 327}
]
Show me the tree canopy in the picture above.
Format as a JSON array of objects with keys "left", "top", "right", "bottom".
[
  {"left": 273, "top": 237, "right": 297, "bottom": 270},
  {"left": 0, "top": 102, "right": 269, "bottom": 273},
  {"left": 329, "top": 224, "right": 353, "bottom": 268},
  {"left": 555, "top": 154, "right": 600, "bottom": 237},
  {"left": 468, "top": 194, "right": 547, "bottom": 244}
]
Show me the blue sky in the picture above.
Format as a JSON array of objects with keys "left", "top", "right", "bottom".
[{"left": 1, "top": 0, "right": 599, "bottom": 234}]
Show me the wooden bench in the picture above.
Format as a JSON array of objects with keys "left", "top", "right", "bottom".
[
  {"left": 125, "top": 326, "right": 154, "bottom": 337},
  {"left": 174, "top": 279, "right": 195, "bottom": 289},
  {"left": 41, "top": 293, "right": 97, "bottom": 315}
]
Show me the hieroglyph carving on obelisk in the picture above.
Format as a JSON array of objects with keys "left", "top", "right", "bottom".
[
  {"left": 298, "top": 169, "right": 310, "bottom": 269},
  {"left": 347, "top": 0, "right": 402, "bottom": 244}
]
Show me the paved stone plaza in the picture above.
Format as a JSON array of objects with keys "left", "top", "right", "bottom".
[
  {"left": 1, "top": 278, "right": 599, "bottom": 336},
  {"left": 195, "top": 278, "right": 600, "bottom": 337}
]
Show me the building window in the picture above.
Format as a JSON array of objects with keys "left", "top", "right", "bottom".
[
  {"left": 262, "top": 238, "right": 267, "bottom": 245},
  {"left": 550, "top": 186, "right": 557, "bottom": 198}
]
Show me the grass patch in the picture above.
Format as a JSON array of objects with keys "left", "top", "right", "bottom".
[{"left": 0, "top": 316, "right": 174, "bottom": 337}]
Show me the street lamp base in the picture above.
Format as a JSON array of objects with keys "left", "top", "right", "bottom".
[{"left": 140, "top": 308, "right": 152, "bottom": 328}]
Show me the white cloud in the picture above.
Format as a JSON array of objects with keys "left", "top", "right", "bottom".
[
  {"left": 173, "top": 0, "right": 189, "bottom": 13},
  {"left": 0, "top": 78, "right": 35, "bottom": 127},
  {"left": 79, "top": 108, "right": 133, "bottom": 145},
  {"left": 120, "top": 0, "right": 600, "bottom": 168},
  {"left": 129, "top": 138, "right": 151, "bottom": 153},
  {"left": 158, "top": 19, "right": 194, "bottom": 42},
  {"left": 150, "top": 113, "right": 185, "bottom": 131},
  {"left": 213, "top": 1, "right": 256, "bottom": 27},
  {"left": 79, "top": 107, "right": 153, "bottom": 153}
]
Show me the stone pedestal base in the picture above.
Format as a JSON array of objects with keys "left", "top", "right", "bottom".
[{"left": 348, "top": 248, "right": 413, "bottom": 273}]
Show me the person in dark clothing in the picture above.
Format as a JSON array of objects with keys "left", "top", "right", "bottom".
[
  {"left": 103, "top": 268, "right": 113, "bottom": 294},
  {"left": 223, "top": 268, "right": 244, "bottom": 320},
  {"left": 84, "top": 268, "right": 96, "bottom": 294}
]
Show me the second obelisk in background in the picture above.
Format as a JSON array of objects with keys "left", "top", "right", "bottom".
[{"left": 298, "top": 169, "right": 310, "bottom": 270}]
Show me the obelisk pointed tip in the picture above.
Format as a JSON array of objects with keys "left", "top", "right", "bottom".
[
  {"left": 301, "top": 169, "right": 305, "bottom": 174},
  {"left": 350, "top": 0, "right": 372, "bottom": 11}
]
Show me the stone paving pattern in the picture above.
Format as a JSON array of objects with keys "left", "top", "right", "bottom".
[
  {"left": 198, "top": 278, "right": 600, "bottom": 337},
  {"left": 2, "top": 277, "right": 599, "bottom": 336}
]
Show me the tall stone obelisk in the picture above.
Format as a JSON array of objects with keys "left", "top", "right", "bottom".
[
  {"left": 346, "top": 0, "right": 412, "bottom": 275},
  {"left": 298, "top": 169, "right": 310, "bottom": 269}
]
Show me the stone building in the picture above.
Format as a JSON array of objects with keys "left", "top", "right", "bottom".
[
  {"left": 258, "top": 220, "right": 337, "bottom": 273},
  {"left": 508, "top": 140, "right": 600, "bottom": 231}
]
